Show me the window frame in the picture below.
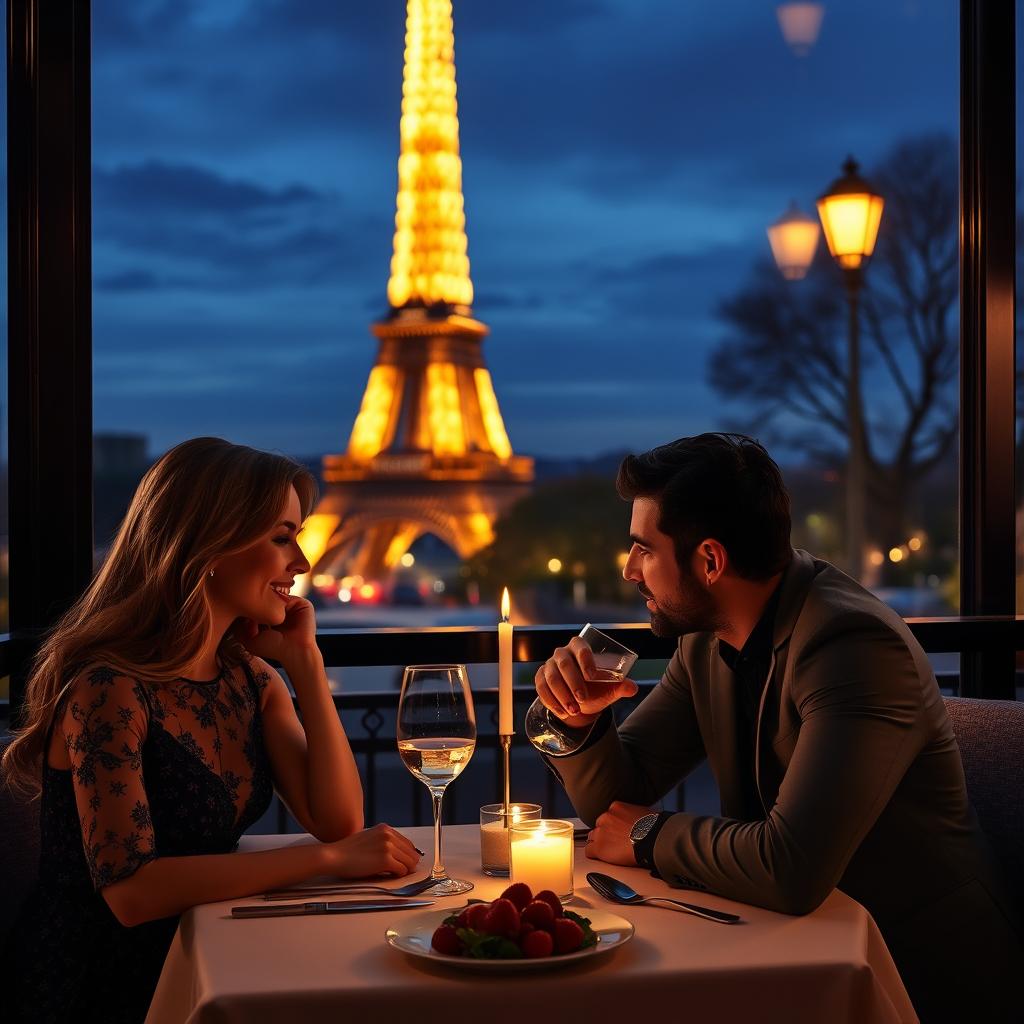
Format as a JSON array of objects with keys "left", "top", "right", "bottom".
[{"left": 2, "top": 0, "right": 1018, "bottom": 718}]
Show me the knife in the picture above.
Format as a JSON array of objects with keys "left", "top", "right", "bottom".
[{"left": 231, "top": 898, "right": 435, "bottom": 918}]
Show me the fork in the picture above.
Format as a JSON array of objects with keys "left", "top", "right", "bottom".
[{"left": 262, "top": 876, "right": 440, "bottom": 901}]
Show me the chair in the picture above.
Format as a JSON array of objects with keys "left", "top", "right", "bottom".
[
  {"left": 0, "top": 734, "right": 41, "bottom": 946},
  {"left": 943, "top": 695, "right": 1024, "bottom": 913}
]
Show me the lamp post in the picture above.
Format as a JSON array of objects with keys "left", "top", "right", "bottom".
[{"left": 815, "top": 156, "right": 884, "bottom": 582}]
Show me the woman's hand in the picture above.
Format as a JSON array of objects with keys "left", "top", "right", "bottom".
[
  {"left": 322, "top": 824, "right": 422, "bottom": 878},
  {"left": 238, "top": 596, "right": 319, "bottom": 670}
]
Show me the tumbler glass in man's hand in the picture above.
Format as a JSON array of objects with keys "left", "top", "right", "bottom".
[{"left": 526, "top": 624, "right": 638, "bottom": 756}]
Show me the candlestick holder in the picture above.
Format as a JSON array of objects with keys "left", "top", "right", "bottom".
[{"left": 500, "top": 733, "right": 512, "bottom": 815}]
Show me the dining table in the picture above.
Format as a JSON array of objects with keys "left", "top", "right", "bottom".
[{"left": 145, "top": 823, "right": 917, "bottom": 1024}]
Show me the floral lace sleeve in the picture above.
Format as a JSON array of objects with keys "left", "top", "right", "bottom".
[{"left": 59, "top": 666, "right": 157, "bottom": 890}]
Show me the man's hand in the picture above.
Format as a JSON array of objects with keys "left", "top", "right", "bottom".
[
  {"left": 584, "top": 801, "right": 655, "bottom": 866},
  {"left": 535, "top": 636, "right": 639, "bottom": 729}
]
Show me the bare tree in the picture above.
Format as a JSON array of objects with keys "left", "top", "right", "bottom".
[{"left": 710, "top": 134, "right": 958, "bottom": 549}]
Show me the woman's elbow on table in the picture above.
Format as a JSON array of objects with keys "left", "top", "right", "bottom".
[
  {"left": 102, "top": 875, "right": 156, "bottom": 929},
  {"left": 311, "top": 816, "right": 363, "bottom": 844}
]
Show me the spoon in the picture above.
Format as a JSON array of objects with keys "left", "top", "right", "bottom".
[{"left": 587, "top": 872, "right": 741, "bottom": 924}]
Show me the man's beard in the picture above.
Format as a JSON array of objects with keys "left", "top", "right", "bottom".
[{"left": 641, "top": 570, "right": 723, "bottom": 639}]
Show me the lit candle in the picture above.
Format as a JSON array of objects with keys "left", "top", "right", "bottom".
[
  {"left": 510, "top": 819, "right": 574, "bottom": 899},
  {"left": 498, "top": 587, "right": 513, "bottom": 735}
]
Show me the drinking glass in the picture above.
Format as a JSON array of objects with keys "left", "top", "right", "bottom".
[
  {"left": 397, "top": 664, "right": 477, "bottom": 895},
  {"left": 479, "top": 802, "right": 542, "bottom": 876},
  {"left": 525, "top": 624, "right": 638, "bottom": 756}
]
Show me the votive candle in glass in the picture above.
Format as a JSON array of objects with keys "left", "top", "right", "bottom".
[
  {"left": 480, "top": 802, "right": 541, "bottom": 876},
  {"left": 509, "top": 819, "right": 574, "bottom": 899}
]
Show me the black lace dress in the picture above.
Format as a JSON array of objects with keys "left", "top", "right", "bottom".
[{"left": 3, "top": 661, "right": 274, "bottom": 1024}]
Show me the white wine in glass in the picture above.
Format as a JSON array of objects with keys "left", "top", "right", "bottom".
[{"left": 397, "top": 664, "right": 476, "bottom": 895}]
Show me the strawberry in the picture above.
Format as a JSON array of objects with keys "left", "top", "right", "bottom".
[
  {"left": 500, "top": 882, "right": 533, "bottom": 910},
  {"left": 464, "top": 903, "right": 490, "bottom": 931},
  {"left": 520, "top": 928, "right": 555, "bottom": 958},
  {"left": 482, "top": 897, "right": 520, "bottom": 938},
  {"left": 431, "top": 924, "right": 462, "bottom": 956},
  {"left": 521, "top": 899, "right": 556, "bottom": 932},
  {"left": 534, "top": 889, "right": 564, "bottom": 918},
  {"left": 553, "top": 918, "right": 584, "bottom": 954},
  {"left": 517, "top": 921, "right": 535, "bottom": 939}
]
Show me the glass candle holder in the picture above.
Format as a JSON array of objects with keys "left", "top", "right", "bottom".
[
  {"left": 479, "top": 803, "right": 541, "bottom": 876},
  {"left": 509, "top": 819, "right": 574, "bottom": 900}
]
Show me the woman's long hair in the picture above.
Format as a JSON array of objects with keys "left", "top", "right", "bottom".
[{"left": 2, "top": 437, "right": 318, "bottom": 799}]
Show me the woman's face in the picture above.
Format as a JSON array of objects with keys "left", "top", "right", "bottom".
[{"left": 207, "top": 485, "right": 310, "bottom": 625}]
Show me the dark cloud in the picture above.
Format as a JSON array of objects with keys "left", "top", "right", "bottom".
[
  {"left": 93, "top": 159, "right": 390, "bottom": 291},
  {"left": 473, "top": 290, "right": 545, "bottom": 311},
  {"left": 95, "top": 269, "right": 162, "bottom": 292},
  {"left": 94, "top": 161, "right": 320, "bottom": 214}
]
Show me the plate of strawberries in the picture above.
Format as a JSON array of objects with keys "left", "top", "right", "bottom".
[{"left": 384, "top": 882, "right": 634, "bottom": 971}]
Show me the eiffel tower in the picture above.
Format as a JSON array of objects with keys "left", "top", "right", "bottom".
[{"left": 302, "top": 0, "right": 533, "bottom": 585}]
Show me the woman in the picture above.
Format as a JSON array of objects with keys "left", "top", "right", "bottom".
[{"left": 1, "top": 437, "right": 420, "bottom": 1023}]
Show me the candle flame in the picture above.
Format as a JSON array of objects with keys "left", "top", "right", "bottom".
[{"left": 501, "top": 587, "right": 510, "bottom": 622}]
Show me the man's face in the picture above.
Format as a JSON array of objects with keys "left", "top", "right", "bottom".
[{"left": 621, "top": 496, "right": 722, "bottom": 638}]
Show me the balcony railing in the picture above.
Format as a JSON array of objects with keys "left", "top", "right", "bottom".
[{"left": 4, "top": 617, "right": 1019, "bottom": 830}]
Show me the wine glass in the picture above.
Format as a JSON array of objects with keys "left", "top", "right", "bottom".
[
  {"left": 525, "top": 624, "right": 638, "bottom": 756},
  {"left": 397, "top": 664, "right": 477, "bottom": 895}
]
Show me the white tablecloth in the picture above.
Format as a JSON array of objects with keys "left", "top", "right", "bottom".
[{"left": 146, "top": 824, "right": 916, "bottom": 1024}]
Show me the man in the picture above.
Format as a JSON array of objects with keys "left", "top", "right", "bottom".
[{"left": 535, "top": 433, "right": 1021, "bottom": 1023}]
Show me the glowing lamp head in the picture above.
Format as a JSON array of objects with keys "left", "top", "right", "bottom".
[
  {"left": 816, "top": 156, "right": 884, "bottom": 271},
  {"left": 501, "top": 587, "right": 510, "bottom": 622},
  {"left": 767, "top": 202, "right": 820, "bottom": 280},
  {"left": 776, "top": 3, "right": 825, "bottom": 57}
]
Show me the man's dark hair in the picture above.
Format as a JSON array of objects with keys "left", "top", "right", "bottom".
[{"left": 616, "top": 433, "right": 792, "bottom": 580}]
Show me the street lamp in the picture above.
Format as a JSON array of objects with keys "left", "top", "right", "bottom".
[
  {"left": 816, "top": 156, "right": 884, "bottom": 582},
  {"left": 775, "top": 3, "right": 825, "bottom": 58},
  {"left": 767, "top": 202, "right": 820, "bottom": 280}
]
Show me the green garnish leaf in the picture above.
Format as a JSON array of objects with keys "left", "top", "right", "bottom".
[{"left": 455, "top": 928, "right": 522, "bottom": 959}]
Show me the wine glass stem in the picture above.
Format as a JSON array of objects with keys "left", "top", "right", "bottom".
[{"left": 430, "top": 789, "right": 446, "bottom": 880}]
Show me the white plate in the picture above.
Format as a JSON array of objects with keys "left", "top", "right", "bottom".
[{"left": 385, "top": 907, "right": 634, "bottom": 972}]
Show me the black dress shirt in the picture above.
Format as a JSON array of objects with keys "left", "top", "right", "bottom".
[{"left": 716, "top": 584, "right": 783, "bottom": 820}]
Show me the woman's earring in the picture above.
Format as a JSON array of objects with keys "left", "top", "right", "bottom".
[{"left": 209, "top": 570, "right": 215, "bottom": 578}]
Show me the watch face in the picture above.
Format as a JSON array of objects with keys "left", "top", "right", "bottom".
[{"left": 630, "top": 813, "right": 657, "bottom": 843}]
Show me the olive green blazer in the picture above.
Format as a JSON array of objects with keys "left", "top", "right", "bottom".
[{"left": 548, "top": 549, "right": 1022, "bottom": 1020}]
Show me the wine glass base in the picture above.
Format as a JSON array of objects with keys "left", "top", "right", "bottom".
[{"left": 427, "top": 877, "right": 474, "bottom": 896}]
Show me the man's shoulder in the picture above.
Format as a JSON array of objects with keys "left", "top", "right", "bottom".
[{"left": 792, "top": 556, "right": 922, "bottom": 658}]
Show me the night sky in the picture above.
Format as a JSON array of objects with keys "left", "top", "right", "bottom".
[{"left": 85, "top": 1, "right": 959, "bottom": 460}]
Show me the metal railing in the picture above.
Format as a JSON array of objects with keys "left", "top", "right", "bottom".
[{"left": 3, "top": 617, "right": 1020, "bottom": 830}]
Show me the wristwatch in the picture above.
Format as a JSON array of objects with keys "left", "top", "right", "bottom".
[{"left": 629, "top": 812, "right": 661, "bottom": 851}]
